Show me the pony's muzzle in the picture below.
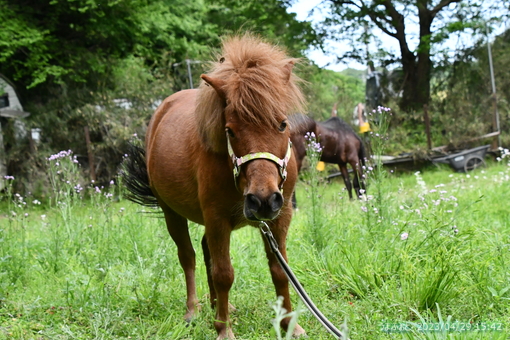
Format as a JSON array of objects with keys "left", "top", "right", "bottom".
[{"left": 244, "top": 192, "right": 284, "bottom": 221}]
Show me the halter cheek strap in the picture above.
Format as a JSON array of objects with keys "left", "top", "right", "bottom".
[{"left": 226, "top": 133, "right": 292, "bottom": 191}]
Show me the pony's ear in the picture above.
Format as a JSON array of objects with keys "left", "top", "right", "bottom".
[
  {"left": 201, "top": 74, "right": 227, "bottom": 101},
  {"left": 283, "top": 61, "right": 295, "bottom": 84}
]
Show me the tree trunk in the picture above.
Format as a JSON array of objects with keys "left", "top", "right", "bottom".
[
  {"left": 400, "top": 50, "right": 418, "bottom": 111},
  {"left": 400, "top": 6, "right": 432, "bottom": 112}
]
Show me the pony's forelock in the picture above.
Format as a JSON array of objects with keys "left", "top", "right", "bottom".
[{"left": 196, "top": 34, "right": 306, "bottom": 152}]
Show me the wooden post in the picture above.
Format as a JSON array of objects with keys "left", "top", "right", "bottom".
[
  {"left": 331, "top": 102, "right": 338, "bottom": 117},
  {"left": 487, "top": 27, "right": 500, "bottom": 149},
  {"left": 423, "top": 104, "right": 432, "bottom": 150},
  {"left": 84, "top": 126, "right": 96, "bottom": 182},
  {"left": 28, "top": 131, "right": 36, "bottom": 154},
  {"left": 491, "top": 93, "right": 499, "bottom": 150},
  {"left": 0, "top": 121, "right": 7, "bottom": 191}
]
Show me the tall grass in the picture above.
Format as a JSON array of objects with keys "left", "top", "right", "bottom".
[{"left": 0, "top": 146, "right": 509, "bottom": 339}]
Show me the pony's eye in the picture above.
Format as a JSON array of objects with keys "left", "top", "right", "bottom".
[
  {"left": 278, "top": 120, "right": 288, "bottom": 132},
  {"left": 226, "top": 127, "right": 235, "bottom": 138}
]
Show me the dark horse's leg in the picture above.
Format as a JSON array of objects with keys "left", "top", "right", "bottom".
[
  {"left": 291, "top": 191, "right": 297, "bottom": 209},
  {"left": 351, "top": 160, "right": 365, "bottom": 199},
  {"left": 339, "top": 164, "right": 353, "bottom": 199},
  {"left": 203, "top": 218, "right": 235, "bottom": 340},
  {"left": 161, "top": 204, "right": 199, "bottom": 322},
  {"left": 260, "top": 215, "right": 306, "bottom": 337}
]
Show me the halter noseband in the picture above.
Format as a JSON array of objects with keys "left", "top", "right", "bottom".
[{"left": 226, "top": 132, "right": 292, "bottom": 191}]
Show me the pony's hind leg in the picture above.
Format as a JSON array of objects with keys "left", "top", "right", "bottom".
[{"left": 161, "top": 205, "right": 199, "bottom": 322}]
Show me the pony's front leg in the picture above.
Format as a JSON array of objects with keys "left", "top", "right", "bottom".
[
  {"left": 205, "top": 222, "right": 235, "bottom": 340},
  {"left": 261, "top": 219, "right": 306, "bottom": 337}
]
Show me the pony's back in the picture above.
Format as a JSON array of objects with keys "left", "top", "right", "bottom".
[{"left": 321, "top": 116, "right": 356, "bottom": 134}]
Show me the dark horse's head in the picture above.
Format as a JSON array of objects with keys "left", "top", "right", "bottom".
[{"left": 196, "top": 34, "right": 305, "bottom": 221}]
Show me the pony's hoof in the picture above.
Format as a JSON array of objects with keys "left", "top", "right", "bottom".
[
  {"left": 184, "top": 303, "right": 201, "bottom": 323},
  {"left": 216, "top": 328, "right": 235, "bottom": 340},
  {"left": 291, "top": 324, "right": 307, "bottom": 338},
  {"left": 184, "top": 316, "right": 193, "bottom": 325}
]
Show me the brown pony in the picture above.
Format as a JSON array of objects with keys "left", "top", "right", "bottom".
[
  {"left": 290, "top": 114, "right": 366, "bottom": 200},
  {"left": 123, "top": 34, "right": 306, "bottom": 339}
]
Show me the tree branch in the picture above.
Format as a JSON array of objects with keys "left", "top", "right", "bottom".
[
  {"left": 431, "top": 0, "right": 462, "bottom": 18},
  {"left": 367, "top": 12, "right": 398, "bottom": 38},
  {"left": 329, "top": 0, "right": 361, "bottom": 9},
  {"left": 333, "top": 1, "right": 399, "bottom": 38},
  {"left": 380, "top": 0, "right": 411, "bottom": 54}
]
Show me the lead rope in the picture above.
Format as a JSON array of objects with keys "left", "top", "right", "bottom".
[{"left": 259, "top": 221, "right": 346, "bottom": 339}]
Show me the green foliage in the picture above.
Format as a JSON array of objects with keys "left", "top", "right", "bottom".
[
  {"left": 302, "top": 131, "right": 328, "bottom": 251},
  {"left": 430, "top": 29, "right": 510, "bottom": 148},
  {"left": 0, "top": 0, "right": 213, "bottom": 90},
  {"left": 0, "top": 0, "right": 66, "bottom": 87},
  {"left": 299, "top": 66, "right": 364, "bottom": 120},
  {"left": 25, "top": 57, "right": 171, "bottom": 185},
  {"left": 0, "top": 0, "right": 331, "bottom": 191},
  {"left": 205, "top": 0, "right": 319, "bottom": 57}
]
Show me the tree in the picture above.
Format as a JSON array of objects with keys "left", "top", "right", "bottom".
[
  {"left": 0, "top": 0, "right": 327, "bottom": 187},
  {"left": 0, "top": 0, "right": 215, "bottom": 100},
  {"left": 205, "top": 0, "right": 320, "bottom": 57},
  {"left": 1, "top": 0, "right": 321, "bottom": 101},
  {"left": 319, "top": 0, "right": 507, "bottom": 111}
]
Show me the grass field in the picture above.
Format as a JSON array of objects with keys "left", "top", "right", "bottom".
[{"left": 1, "top": 150, "right": 509, "bottom": 339}]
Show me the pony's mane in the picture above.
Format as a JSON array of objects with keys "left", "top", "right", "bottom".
[{"left": 196, "top": 34, "right": 306, "bottom": 152}]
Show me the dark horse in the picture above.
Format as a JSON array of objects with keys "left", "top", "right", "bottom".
[
  {"left": 290, "top": 115, "right": 366, "bottom": 200},
  {"left": 123, "top": 35, "right": 306, "bottom": 339}
]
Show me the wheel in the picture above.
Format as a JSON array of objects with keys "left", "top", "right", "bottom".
[{"left": 464, "top": 155, "right": 485, "bottom": 172}]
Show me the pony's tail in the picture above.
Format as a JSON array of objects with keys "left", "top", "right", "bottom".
[{"left": 122, "top": 143, "right": 159, "bottom": 208}]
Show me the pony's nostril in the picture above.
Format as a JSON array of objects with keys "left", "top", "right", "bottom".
[
  {"left": 246, "top": 193, "right": 262, "bottom": 212},
  {"left": 244, "top": 192, "right": 283, "bottom": 221},
  {"left": 268, "top": 192, "right": 283, "bottom": 212}
]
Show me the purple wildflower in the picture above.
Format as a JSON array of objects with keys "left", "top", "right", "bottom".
[{"left": 48, "top": 150, "right": 73, "bottom": 161}]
